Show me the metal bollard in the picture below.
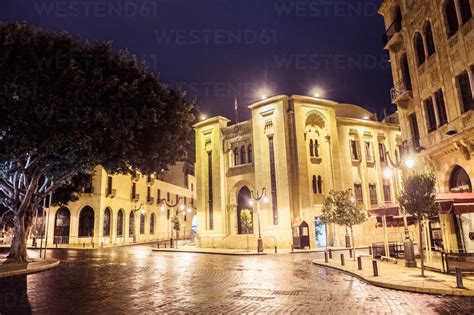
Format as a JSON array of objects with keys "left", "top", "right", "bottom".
[
  {"left": 83, "top": 242, "right": 85, "bottom": 248},
  {"left": 368, "top": 246, "right": 372, "bottom": 256},
  {"left": 357, "top": 256, "right": 362, "bottom": 270},
  {"left": 372, "top": 260, "right": 378, "bottom": 276},
  {"left": 328, "top": 249, "right": 332, "bottom": 259},
  {"left": 349, "top": 249, "right": 353, "bottom": 258},
  {"left": 274, "top": 246, "right": 278, "bottom": 254},
  {"left": 456, "top": 268, "right": 464, "bottom": 289},
  {"left": 340, "top": 253, "right": 345, "bottom": 266},
  {"left": 92, "top": 241, "right": 94, "bottom": 248},
  {"left": 291, "top": 245, "right": 294, "bottom": 252},
  {"left": 324, "top": 252, "right": 329, "bottom": 263}
]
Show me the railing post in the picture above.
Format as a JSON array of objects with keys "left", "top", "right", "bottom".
[
  {"left": 372, "top": 260, "right": 378, "bottom": 276},
  {"left": 328, "top": 249, "right": 332, "bottom": 259},
  {"left": 456, "top": 268, "right": 464, "bottom": 289},
  {"left": 324, "top": 252, "right": 328, "bottom": 263},
  {"left": 340, "top": 254, "right": 345, "bottom": 266},
  {"left": 357, "top": 256, "right": 362, "bottom": 270}
]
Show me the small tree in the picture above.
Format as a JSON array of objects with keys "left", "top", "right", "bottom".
[
  {"left": 321, "top": 189, "right": 367, "bottom": 260},
  {"left": 240, "top": 209, "right": 253, "bottom": 251},
  {"left": 398, "top": 171, "right": 437, "bottom": 277},
  {"left": 172, "top": 215, "right": 180, "bottom": 236}
]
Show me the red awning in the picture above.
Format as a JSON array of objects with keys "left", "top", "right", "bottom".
[
  {"left": 368, "top": 204, "right": 402, "bottom": 217},
  {"left": 437, "top": 192, "right": 474, "bottom": 214},
  {"left": 375, "top": 216, "right": 416, "bottom": 228}
]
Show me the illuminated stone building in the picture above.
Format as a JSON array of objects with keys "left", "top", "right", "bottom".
[
  {"left": 380, "top": 0, "right": 473, "bottom": 252},
  {"left": 194, "top": 95, "right": 407, "bottom": 249}
]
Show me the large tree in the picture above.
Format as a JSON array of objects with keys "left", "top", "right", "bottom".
[
  {"left": 0, "top": 22, "right": 194, "bottom": 262},
  {"left": 321, "top": 189, "right": 367, "bottom": 260},
  {"left": 398, "top": 171, "right": 437, "bottom": 277}
]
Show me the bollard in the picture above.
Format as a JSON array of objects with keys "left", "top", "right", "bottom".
[
  {"left": 372, "top": 260, "right": 378, "bottom": 276},
  {"left": 274, "top": 246, "right": 278, "bottom": 254},
  {"left": 165, "top": 243, "right": 167, "bottom": 248},
  {"left": 56, "top": 243, "right": 58, "bottom": 248},
  {"left": 340, "top": 253, "right": 345, "bottom": 266},
  {"left": 357, "top": 256, "right": 362, "bottom": 270},
  {"left": 349, "top": 249, "right": 353, "bottom": 258},
  {"left": 456, "top": 268, "right": 464, "bottom": 289},
  {"left": 83, "top": 242, "right": 85, "bottom": 248},
  {"left": 92, "top": 241, "right": 94, "bottom": 248},
  {"left": 328, "top": 249, "right": 332, "bottom": 259},
  {"left": 157, "top": 243, "right": 160, "bottom": 248},
  {"left": 101, "top": 241, "right": 104, "bottom": 248},
  {"left": 324, "top": 252, "right": 329, "bottom": 263},
  {"left": 368, "top": 246, "right": 372, "bottom": 256},
  {"left": 291, "top": 245, "right": 294, "bottom": 252}
]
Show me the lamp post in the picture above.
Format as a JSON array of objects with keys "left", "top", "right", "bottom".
[
  {"left": 384, "top": 151, "right": 417, "bottom": 267},
  {"left": 130, "top": 204, "right": 144, "bottom": 244},
  {"left": 249, "top": 188, "right": 268, "bottom": 253},
  {"left": 160, "top": 197, "right": 186, "bottom": 248}
]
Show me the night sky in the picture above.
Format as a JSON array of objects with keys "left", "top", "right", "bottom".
[{"left": 1, "top": 0, "right": 394, "bottom": 121}]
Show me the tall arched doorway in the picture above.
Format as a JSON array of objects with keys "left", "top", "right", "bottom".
[
  {"left": 54, "top": 207, "right": 70, "bottom": 244},
  {"left": 78, "top": 206, "right": 95, "bottom": 237},
  {"left": 450, "top": 166, "right": 472, "bottom": 192},
  {"left": 237, "top": 186, "right": 253, "bottom": 234},
  {"left": 103, "top": 207, "right": 111, "bottom": 238},
  {"left": 117, "top": 209, "right": 124, "bottom": 237}
]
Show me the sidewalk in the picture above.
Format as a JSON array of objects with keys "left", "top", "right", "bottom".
[
  {"left": 0, "top": 240, "right": 158, "bottom": 251},
  {"left": 313, "top": 255, "right": 474, "bottom": 296},
  {"left": 152, "top": 245, "right": 268, "bottom": 255},
  {"left": 0, "top": 254, "right": 59, "bottom": 279}
]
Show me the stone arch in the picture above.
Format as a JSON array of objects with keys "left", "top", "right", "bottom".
[
  {"left": 237, "top": 186, "right": 254, "bottom": 234},
  {"left": 305, "top": 110, "right": 326, "bottom": 129},
  {"left": 116, "top": 209, "right": 124, "bottom": 237},
  {"left": 78, "top": 206, "right": 95, "bottom": 237},
  {"left": 150, "top": 212, "right": 156, "bottom": 235},
  {"left": 103, "top": 207, "right": 112, "bottom": 237},
  {"left": 449, "top": 165, "right": 472, "bottom": 192},
  {"left": 54, "top": 206, "right": 71, "bottom": 244}
]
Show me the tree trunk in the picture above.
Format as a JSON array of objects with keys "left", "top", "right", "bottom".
[
  {"left": 7, "top": 212, "right": 33, "bottom": 263},
  {"left": 350, "top": 226, "right": 356, "bottom": 261},
  {"left": 418, "top": 218, "right": 424, "bottom": 277}
]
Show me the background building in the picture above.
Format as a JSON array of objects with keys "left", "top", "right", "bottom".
[
  {"left": 20, "top": 164, "right": 197, "bottom": 248},
  {"left": 194, "top": 95, "right": 412, "bottom": 249},
  {"left": 380, "top": 0, "right": 473, "bottom": 253}
]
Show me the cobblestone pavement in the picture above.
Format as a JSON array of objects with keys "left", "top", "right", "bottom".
[{"left": 1, "top": 246, "right": 474, "bottom": 314}]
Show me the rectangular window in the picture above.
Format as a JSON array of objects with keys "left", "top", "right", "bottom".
[
  {"left": 378, "top": 143, "right": 386, "bottom": 162},
  {"left": 157, "top": 189, "right": 161, "bottom": 203},
  {"left": 167, "top": 192, "right": 170, "bottom": 202},
  {"left": 354, "top": 184, "right": 363, "bottom": 204},
  {"left": 424, "top": 97, "right": 437, "bottom": 132},
  {"left": 408, "top": 113, "right": 420, "bottom": 147},
  {"left": 208, "top": 151, "right": 214, "bottom": 230},
  {"left": 434, "top": 89, "right": 448, "bottom": 126},
  {"left": 365, "top": 142, "right": 373, "bottom": 162},
  {"left": 350, "top": 140, "right": 360, "bottom": 160},
  {"left": 460, "top": 0, "right": 472, "bottom": 24},
  {"left": 132, "top": 182, "right": 137, "bottom": 198},
  {"left": 268, "top": 136, "right": 278, "bottom": 225},
  {"left": 147, "top": 187, "right": 151, "bottom": 200},
  {"left": 383, "top": 184, "right": 391, "bottom": 202},
  {"left": 457, "top": 71, "right": 473, "bottom": 113},
  {"left": 107, "top": 176, "right": 113, "bottom": 195},
  {"left": 176, "top": 194, "right": 179, "bottom": 203},
  {"left": 369, "top": 184, "right": 378, "bottom": 205}
]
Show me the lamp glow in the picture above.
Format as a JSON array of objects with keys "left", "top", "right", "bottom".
[
  {"left": 405, "top": 158, "right": 415, "bottom": 169},
  {"left": 383, "top": 168, "right": 394, "bottom": 179},
  {"left": 200, "top": 114, "right": 207, "bottom": 121},
  {"left": 160, "top": 205, "right": 165, "bottom": 212},
  {"left": 179, "top": 204, "right": 185, "bottom": 210},
  {"left": 187, "top": 208, "right": 192, "bottom": 213},
  {"left": 249, "top": 199, "right": 255, "bottom": 207},
  {"left": 260, "top": 95, "right": 267, "bottom": 100},
  {"left": 263, "top": 195, "right": 269, "bottom": 204}
]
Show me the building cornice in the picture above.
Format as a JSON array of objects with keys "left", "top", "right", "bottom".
[
  {"left": 193, "top": 116, "right": 230, "bottom": 129},
  {"left": 336, "top": 117, "right": 400, "bottom": 130}
]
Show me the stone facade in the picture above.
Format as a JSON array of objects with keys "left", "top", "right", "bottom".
[
  {"left": 28, "top": 164, "right": 196, "bottom": 248},
  {"left": 380, "top": 0, "right": 474, "bottom": 252},
  {"left": 194, "top": 95, "right": 414, "bottom": 250}
]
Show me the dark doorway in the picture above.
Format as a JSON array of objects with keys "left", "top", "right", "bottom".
[
  {"left": 54, "top": 207, "right": 70, "bottom": 244},
  {"left": 237, "top": 186, "right": 253, "bottom": 234},
  {"left": 78, "top": 206, "right": 94, "bottom": 237}
]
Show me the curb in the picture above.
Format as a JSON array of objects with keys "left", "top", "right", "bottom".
[
  {"left": 152, "top": 248, "right": 268, "bottom": 256},
  {"left": 312, "top": 260, "right": 474, "bottom": 297},
  {"left": 0, "top": 259, "right": 60, "bottom": 279}
]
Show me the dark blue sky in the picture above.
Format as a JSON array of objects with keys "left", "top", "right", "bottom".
[{"left": 1, "top": 0, "right": 394, "bottom": 121}]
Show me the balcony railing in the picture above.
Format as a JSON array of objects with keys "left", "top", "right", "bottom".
[
  {"left": 390, "top": 78, "right": 412, "bottom": 105},
  {"left": 401, "top": 138, "right": 421, "bottom": 156},
  {"left": 147, "top": 197, "right": 154, "bottom": 205},
  {"left": 106, "top": 188, "right": 116, "bottom": 198},
  {"left": 131, "top": 193, "right": 140, "bottom": 202},
  {"left": 383, "top": 19, "right": 403, "bottom": 49}
]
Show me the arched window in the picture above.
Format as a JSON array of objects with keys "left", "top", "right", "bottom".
[
  {"left": 312, "top": 175, "right": 317, "bottom": 194},
  {"left": 240, "top": 146, "right": 246, "bottom": 164},
  {"left": 317, "top": 176, "right": 323, "bottom": 194},
  {"left": 314, "top": 139, "right": 320, "bottom": 157},
  {"left": 140, "top": 212, "right": 146, "bottom": 234},
  {"left": 394, "top": 5, "right": 403, "bottom": 32},
  {"left": 445, "top": 0, "right": 459, "bottom": 37},
  {"left": 103, "top": 207, "right": 111, "bottom": 237},
  {"left": 449, "top": 166, "right": 472, "bottom": 192},
  {"left": 424, "top": 21, "right": 436, "bottom": 56},
  {"left": 309, "top": 139, "right": 314, "bottom": 157},
  {"left": 414, "top": 32, "right": 425, "bottom": 66},
  {"left": 233, "top": 148, "right": 239, "bottom": 166},
  {"left": 54, "top": 207, "right": 70, "bottom": 244},
  {"left": 117, "top": 209, "right": 124, "bottom": 237},
  {"left": 150, "top": 213, "right": 155, "bottom": 234},
  {"left": 247, "top": 144, "right": 253, "bottom": 163},
  {"left": 129, "top": 212, "right": 135, "bottom": 236},
  {"left": 401, "top": 54, "right": 412, "bottom": 90},
  {"left": 460, "top": 0, "right": 472, "bottom": 24},
  {"left": 78, "top": 206, "right": 94, "bottom": 237}
]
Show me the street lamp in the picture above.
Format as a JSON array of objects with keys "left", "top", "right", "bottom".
[
  {"left": 384, "top": 151, "right": 417, "bottom": 267},
  {"left": 159, "top": 197, "right": 184, "bottom": 248},
  {"left": 249, "top": 188, "right": 268, "bottom": 253}
]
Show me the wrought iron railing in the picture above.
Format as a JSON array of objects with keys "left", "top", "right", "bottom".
[
  {"left": 390, "top": 78, "right": 412, "bottom": 103},
  {"left": 383, "top": 19, "right": 403, "bottom": 47}
]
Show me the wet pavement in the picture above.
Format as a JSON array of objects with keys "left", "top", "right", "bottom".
[{"left": 0, "top": 245, "right": 474, "bottom": 314}]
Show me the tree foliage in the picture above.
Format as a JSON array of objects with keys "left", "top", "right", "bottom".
[
  {"left": 321, "top": 189, "right": 366, "bottom": 229},
  {"left": 239, "top": 209, "right": 253, "bottom": 234},
  {"left": 0, "top": 22, "right": 194, "bottom": 262},
  {"left": 398, "top": 172, "right": 437, "bottom": 221}
]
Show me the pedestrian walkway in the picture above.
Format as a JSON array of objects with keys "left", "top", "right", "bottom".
[
  {"left": 313, "top": 255, "right": 474, "bottom": 296},
  {"left": 0, "top": 254, "right": 59, "bottom": 278},
  {"left": 152, "top": 245, "right": 268, "bottom": 255}
]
